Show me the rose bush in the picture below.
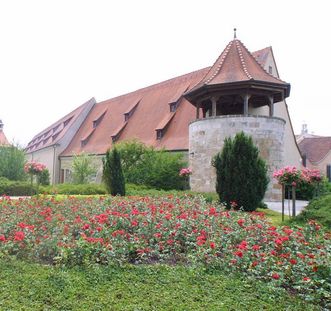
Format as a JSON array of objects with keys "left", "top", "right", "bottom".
[{"left": 0, "top": 195, "right": 330, "bottom": 306}]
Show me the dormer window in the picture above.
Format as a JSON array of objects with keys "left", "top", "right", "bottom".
[
  {"left": 111, "top": 135, "right": 118, "bottom": 143},
  {"left": 53, "top": 124, "right": 60, "bottom": 133},
  {"left": 93, "top": 110, "right": 107, "bottom": 129},
  {"left": 52, "top": 132, "right": 60, "bottom": 142},
  {"left": 81, "top": 139, "right": 88, "bottom": 147},
  {"left": 169, "top": 102, "right": 177, "bottom": 112},
  {"left": 268, "top": 66, "right": 272, "bottom": 74},
  {"left": 63, "top": 116, "right": 73, "bottom": 127},
  {"left": 156, "top": 129, "right": 163, "bottom": 140},
  {"left": 124, "top": 100, "right": 140, "bottom": 122},
  {"left": 80, "top": 129, "right": 95, "bottom": 147}
]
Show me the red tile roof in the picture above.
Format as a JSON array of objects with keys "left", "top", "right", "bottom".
[
  {"left": 61, "top": 68, "right": 208, "bottom": 156},
  {"left": 39, "top": 42, "right": 285, "bottom": 157},
  {"left": 189, "top": 39, "right": 287, "bottom": 94},
  {"left": 25, "top": 99, "right": 94, "bottom": 153},
  {"left": 298, "top": 137, "right": 331, "bottom": 163}
]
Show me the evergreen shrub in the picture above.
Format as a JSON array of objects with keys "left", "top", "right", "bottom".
[
  {"left": 103, "top": 147, "right": 125, "bottom": 196},
  {"left": 213, "top": 132, "right": 268, "bottom": 212}
]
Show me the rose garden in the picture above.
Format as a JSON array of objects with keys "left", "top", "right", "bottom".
[{"left": 0, "top": 137, "right": 330, "bottom": 310}]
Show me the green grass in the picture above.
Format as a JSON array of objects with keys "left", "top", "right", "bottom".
[
  {"left": 257, "top": 208, "right": 290, "bottom": 226},
  {"left": 0, "top": 258, "right": 319, "bottom": 311}
]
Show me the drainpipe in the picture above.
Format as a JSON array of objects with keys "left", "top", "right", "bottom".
[{"left": 52, "top": 145, "right": 56, "bottom": 184}]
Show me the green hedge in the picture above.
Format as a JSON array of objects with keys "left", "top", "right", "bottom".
[
  {"left": 1, "top": 180, "right": 218, "bottom": 202},
  {"left": 39, "top": 183, "right": 218, "bottom": 202},
  {"left": 0, "top": 177, "right": 37, "bottom": 196},
  {"left": 290, "top": 193, "right": 331, "bottom": 227},
  {"left": 40, "top": 183, "right": 107, "bottom": 195}
]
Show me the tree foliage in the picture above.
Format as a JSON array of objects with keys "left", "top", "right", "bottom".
[
  {"left": 103, "top": 147, "right": 125, "bottom": 196},
  {"left": 0, "top": 145, "right": 26, "bottom": 181},
  {"left": 72, "top": 153, "right": 97, "bottom": 184},
  {"left": 37, "top": 168, "right": 50, "bottom": 186},
  {"left": 115, "top": 140, "right": 186, "bottom": 190},
  {"left": 213, "top": 132, "right": 268, "bottom": 212}
]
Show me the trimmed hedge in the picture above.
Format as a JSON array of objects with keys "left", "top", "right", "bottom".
[
  {"left": 2, "top": 180, "right": 218, "bottom": 203},
  {"left": 0, "top": 178, "right": 37, "bottom": 196},
  {"left": 40, "top": 183, "right": 107, "bottom": 195}
]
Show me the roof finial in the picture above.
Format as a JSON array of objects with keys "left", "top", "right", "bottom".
[{"left": 234, "top": 28, "right": 237, "bottom": 39}]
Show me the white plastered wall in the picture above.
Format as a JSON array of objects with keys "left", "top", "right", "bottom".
[{"left": 250, "top": 51, "right": 302, "bottom": 169}]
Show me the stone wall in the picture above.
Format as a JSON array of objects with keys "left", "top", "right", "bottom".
[{"left": 189, "top": 115, "right": 285, "bottom": 201}]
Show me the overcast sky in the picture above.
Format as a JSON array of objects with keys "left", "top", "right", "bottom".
[{"left": 1, "top": 0, "right": 330, "bottom": 146}]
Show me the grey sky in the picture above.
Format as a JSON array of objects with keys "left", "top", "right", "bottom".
[{"left": 1, "top": 0, "right": 330, "bottom": 146}]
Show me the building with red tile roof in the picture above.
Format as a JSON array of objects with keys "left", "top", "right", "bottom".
[
  {"left": 0, "top": 120, "right": 10, "bottom": 146},
  {"left": 25, "top": 99, "right": 95, "bottom": 183},
  {"left": 298, "top": 136, "right": 331, "bottom": 181},
  {"left": 26, "top": 36, "right": 302, "bottom": 193}
]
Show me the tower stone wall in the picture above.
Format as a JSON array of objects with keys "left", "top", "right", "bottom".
[{"left": 189, "top": 115, "right": 285, "bottom": 201}]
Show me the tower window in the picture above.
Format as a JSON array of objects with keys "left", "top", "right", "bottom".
[{"left": 268, "top": 66, "right": 273, "bottom": 74}]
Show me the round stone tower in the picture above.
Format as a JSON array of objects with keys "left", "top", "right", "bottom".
[{"left": 184, "top": 34, "right": 291, "bottom": 201}]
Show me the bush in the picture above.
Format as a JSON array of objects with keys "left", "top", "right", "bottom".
[
  {"left": 213, "top": 132, "right": 268, "bottom": 212},
  {"left": 72, "top": 153, "right": 97, "bottom": 184},
  {"left": 290, "top": 178, "right": 330, "bottom": 200},
  {"left": 37, "top": 168, "right": 50, "bottom": 186},
  {"left": 0, "top": 178, "right": 36, "bottom": 196},
  {"left": 291, "top": 193, "right": 331, "bottom": 227},
  {"left": 103, "top": 148, "right": 125, "bottom": 196},
  {"left": 115, "top": 140, "right": 187, "bottom": 190},
  {"left": 40, "top": 183, "right": 107, "bottom": 195},
  {"left": 0, "top": 145, "right": 26, "bottom": 181}
]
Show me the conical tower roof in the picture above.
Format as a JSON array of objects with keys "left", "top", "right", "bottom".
[{"left": 185, "top": 36, "right": 290, "bottom": 104}]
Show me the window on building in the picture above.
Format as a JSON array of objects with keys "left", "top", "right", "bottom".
[
  {"left": 65, "top": 169, "right": 72, "bottom": 183},
  {"left": 268, "top": 66, "right": 273, "bottom": 74},
  {"left": 124, "top": 101, "right": 140, "bottom": 122},
  {"left": 93, "top": 111, "right": 107, "bottom": 128},
  {"left": 63, "top": 117, "right": 73, "bottom": 127},
  {"left": 60, "top": 169, "right": 65, "bottom": 183},
  {"left": 170, "top": 103, "right": 177, "bottom": 112},
  {"left": 156, "top": 129, "right": 163, "bottom": 140},
  {"left": 327, "top": 165, "right": 331, "bottom": 182}
]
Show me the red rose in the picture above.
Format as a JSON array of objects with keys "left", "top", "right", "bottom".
[
  {"left": 234, "top": 250, "right": 243, "bottom": 258},
  {"left": 289, "top": 259, "right": 297, "bottom": 265},
  {"left": 237, "top": 219, "right": 245, "bottom": 227},
  {"left": 14, "top": 231, "right": 25, "bottom": 241},
  {"left": 272, "top": 273, "right": 280, "bottom": 280}
]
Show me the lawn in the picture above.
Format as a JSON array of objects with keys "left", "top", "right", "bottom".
[{"left": 0, "top": 258, "right": 319, "bottom": 311}]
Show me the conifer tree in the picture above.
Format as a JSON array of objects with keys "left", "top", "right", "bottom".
[
  {"left": 213, "top": 132, "right": 268, "bottom": 211},
  {"left": 103, "top": 147, "right": 125, "bottom": 196}
]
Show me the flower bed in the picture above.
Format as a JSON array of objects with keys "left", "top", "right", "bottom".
[{"left": 0, "top": 195, "right": 330, "bottom": 305}]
